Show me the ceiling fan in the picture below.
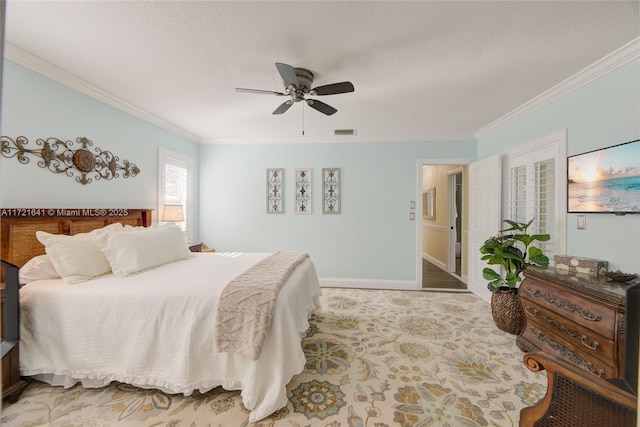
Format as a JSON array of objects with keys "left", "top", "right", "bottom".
[{"left": 235, "top": 62, "right": 354, "bottom": 116}]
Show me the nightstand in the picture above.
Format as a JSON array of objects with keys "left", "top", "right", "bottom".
[
  {"left": 1, "top": 281, "right": 29, "bottom": 403},
  {"left": 188, "top": 242, "right": 215, "bottom": 253},
  {"left": 188, "top": 242, "right": 203, "bottom": 252}
]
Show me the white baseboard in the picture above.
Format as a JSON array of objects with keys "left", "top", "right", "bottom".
[
  {"left": 422, "top": 253, "right": 447, "bottom": 271},
  {"left": 320, "top": 277, "right": 420, "bottom": 291}
]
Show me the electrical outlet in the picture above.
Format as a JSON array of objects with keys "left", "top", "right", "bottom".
[{"left": 409, "top": 212, "right": 415, "bottom": 221}]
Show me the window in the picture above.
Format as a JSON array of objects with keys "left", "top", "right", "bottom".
[
  {"left": 502, "top": 131, "right": 566, "bottom": 263},
  {"left": 158, "top": 148, "right": 193, "bottom": 240}
]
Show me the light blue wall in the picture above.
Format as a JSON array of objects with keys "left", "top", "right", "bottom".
[
  {"left": 477, "top": 59, "right": 640, "bottom": 273},
  {"left": 1, "top": 61, "right": 200, "bottom": 237},
  {"left": 7, "top": 53, "right": 636, "bottom": 280},
  {"left": 198, "top": 141, "right": 476, "bottom": 282}
]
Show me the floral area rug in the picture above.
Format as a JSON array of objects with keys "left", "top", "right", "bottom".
[{"left": 2, "top": 288, "right": 546, "bottom": 426}]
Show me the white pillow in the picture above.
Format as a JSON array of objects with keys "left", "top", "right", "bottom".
[
  {"left": 19, "top": 254, "right": 60, "bottom": 284},
  {"left": 96, "top": 224, "right": 191, "bottom": 276},
  {"left": 36, "top": 223, "right": 123, "bottom": 285}
]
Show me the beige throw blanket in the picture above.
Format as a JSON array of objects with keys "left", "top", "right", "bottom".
[{"left": 214, "top": 251, "right": 310, "bottom": 360}]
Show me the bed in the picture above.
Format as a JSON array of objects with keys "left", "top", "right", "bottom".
[{"left": 1, "top": 208, "right": 321, "bottom": 422}]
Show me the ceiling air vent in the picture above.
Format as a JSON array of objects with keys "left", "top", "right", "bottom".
[{"left": 334, "top": 129, "right": 357, "bottom": 136}]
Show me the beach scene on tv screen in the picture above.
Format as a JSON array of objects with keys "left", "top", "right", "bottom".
[{"left": 568, "top": 140, "right": 640, "bottom": 213}]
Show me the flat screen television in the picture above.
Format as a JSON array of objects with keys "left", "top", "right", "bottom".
[{"left": 567, "top": 138, "right": 640, "bottom": 214}]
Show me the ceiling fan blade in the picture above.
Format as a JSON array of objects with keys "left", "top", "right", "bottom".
[
  {"left": 235, "top": 88, "right": 286, "bottom": 96},
  {"left": 273, "top": 101, "right": 293, "bottom": 115},
  {"left": 275, "top": 62, "right": 299, "bottom": 87},
  {"left": 306, "top": 99, "right": 337, "bottom": 116},
  {"left": 311, "top": 81, "right": 355, "bottom": 96}
]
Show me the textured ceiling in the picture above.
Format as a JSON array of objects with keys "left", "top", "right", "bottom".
[{"left": 4, "top": 1, "right": 640, "bottom": 144}]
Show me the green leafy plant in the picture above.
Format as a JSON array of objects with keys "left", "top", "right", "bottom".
[{"left": 480, "top": 218, "right": 550, "bottom": 292}]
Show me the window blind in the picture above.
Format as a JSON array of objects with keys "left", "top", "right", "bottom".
[
  {"left": 164, "top": 163, "right": 189, "bottom": 232},
  {"left": 506, "top": 158, "right": 557, "bottom": 262}
]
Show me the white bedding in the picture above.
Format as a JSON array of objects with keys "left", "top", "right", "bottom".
[{"left": 19, "top": 252, "right": 321, "bottom": 422}]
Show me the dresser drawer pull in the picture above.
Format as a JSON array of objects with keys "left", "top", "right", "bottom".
[
  {"left": 525, "top": 306, "right": 539, "bottom": 317},
  {"left": 525, "top": 306, "right": 560, "bottom": 329},
  {"left": 580, "top": 309, "right": 601, "bottom": 322},
  {"left": 584, "top": 362, "right": 606, "bottom": 378},
  {"left": 580, "top": 335, "right": 600, "bottom": 351}
]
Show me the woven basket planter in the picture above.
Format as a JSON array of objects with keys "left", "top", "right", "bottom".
[{"left": 491, "top": 287, "right": 525, "bottom": 335}]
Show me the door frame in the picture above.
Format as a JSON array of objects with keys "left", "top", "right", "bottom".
[
  {"left": 447, "top": 167, "right": 463, "bottom": 277},
  {"left": 417, "top": 158, "right": 475, "bottom": 287}
]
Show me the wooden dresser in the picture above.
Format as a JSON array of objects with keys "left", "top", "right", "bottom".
[{"left": 517, "top": 267, "right": 631, "bottom": 379}]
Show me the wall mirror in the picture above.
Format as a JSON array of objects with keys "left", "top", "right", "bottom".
[{"left": 423, "top": 187, "right": 436, "bottom": 219}]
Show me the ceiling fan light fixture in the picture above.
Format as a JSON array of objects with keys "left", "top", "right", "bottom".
[{"left": 236, "top": 62, "right": 354, "bottom": 117}]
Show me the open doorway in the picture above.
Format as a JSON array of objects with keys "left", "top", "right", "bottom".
[
  {"left": 419, "top": 162, "right": 468, "bottom": 291},
  {"left": 447, "top": 169, "right": 463, "bottom": 278}
]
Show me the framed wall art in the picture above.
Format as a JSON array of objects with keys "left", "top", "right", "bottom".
[
  {"left": 322, "top": 168, "right": 341, "bottom": 214},
  {"left": 423, "top": 187, "right": 436, "bottom": 220},
  {"left": 294, "top": 168, "right": 312, "bottom": 214},
  {"left": 266, "top": 168, "right": 284, "bottom": 214}
]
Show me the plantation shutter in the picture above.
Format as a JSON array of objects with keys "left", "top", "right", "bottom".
[
  {"left": 164, "top": 161, "right": 189, "bottom": 231},
  {"left": 503, "top": 145, "right": 560, "bottom": 264},
  {"left": 535, "top": 159, "right": 555, "bottom": 257},
  {"left": 508, "top": 165, "right": 527, "bottom": 224},
  {"left": 159, "top": 148, "right": 193, "bottom": 241}
]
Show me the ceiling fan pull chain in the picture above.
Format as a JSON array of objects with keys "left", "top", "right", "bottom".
[{"left": 302, "top": 102, "right": 305, "bottom": 136}]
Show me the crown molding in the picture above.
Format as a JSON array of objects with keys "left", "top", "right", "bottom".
[
  {"left": 475, "top": 36, "right": 640, "bottom": 139},
  {"left": 4, "top": 43, "right": 201, "bottom": 143}
]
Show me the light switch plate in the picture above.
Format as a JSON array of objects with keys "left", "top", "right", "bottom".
[{"left": 577, "top": 215, "right": 586, "bottom": 229}]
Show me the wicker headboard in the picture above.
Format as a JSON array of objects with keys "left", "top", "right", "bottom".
[{"left": 1, "top": 208, "right": 153, "bottom": 267}]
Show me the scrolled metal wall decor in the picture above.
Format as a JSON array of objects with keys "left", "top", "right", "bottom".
[{"left": 1, "top": 136, "right": 140, "bottom": 185}]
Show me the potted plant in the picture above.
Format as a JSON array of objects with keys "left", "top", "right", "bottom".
[{"left": 479, "top": 218, "right": 550, "bottom": 334}]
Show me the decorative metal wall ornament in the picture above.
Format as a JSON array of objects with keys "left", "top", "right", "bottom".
[
  {"left": 294, "top": 168, "right": 312, "bottom": 214},
  {"left": 1, "top": 136, "right": 140, "bottom": 185},
  {"left": 266, "top": 168, "right": 284, "bottom": 213},
  {"left": 322, "top": 168, "right": 341, "bottom": 214}
]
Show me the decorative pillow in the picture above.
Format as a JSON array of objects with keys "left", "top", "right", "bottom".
[
  {"left": 19, "top": 254, "right": 61, "bottom": 284},
  {"left": 35, "top": 223, "right": 123, "bottom": 285},
  {"left": 96, "top": 224, "right": 191, "bottom": 277}
]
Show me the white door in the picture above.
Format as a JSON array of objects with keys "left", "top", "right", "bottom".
[{"left": 468, "top": 155, "right": 502, "bottom": 303}]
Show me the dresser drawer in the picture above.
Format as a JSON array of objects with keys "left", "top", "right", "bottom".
[
  {"left": 521, "top": 280, "right": 616, "bottom": 340},
  {"left": 521, "top": 322, "right": 616, "bottom": 378},
  {"left": 522, "top": 300, "right": 616, "bottom": 365}
]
